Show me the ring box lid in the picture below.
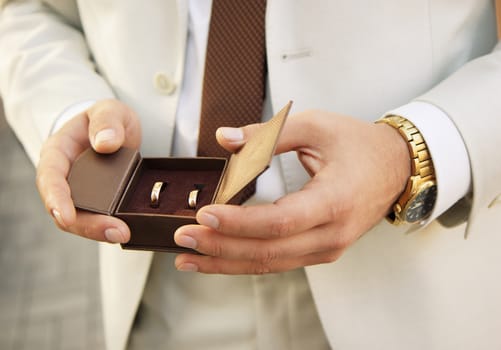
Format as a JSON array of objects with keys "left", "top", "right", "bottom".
[
  {"left": 68, "top": 147, "right": 141, "bottom": 215},
  {"left": 214, "top": 101, "right": 291, "bottom": 204},
  {"left": 68, "top": 101, "right": 292, "bottom": 214}
]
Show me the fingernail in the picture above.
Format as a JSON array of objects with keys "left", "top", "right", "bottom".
[
  {"left": 104, "top": 227, "right": 127, "bottom": 243},
  {"left": 219, "top": 127, "right": 244, "bottom": 142},
  {"left": 177, "top": 263, "right": 198, "bottom": 272},
  {"left": 197, "top": 212, "right": 219, "bottom": 229},
  {"left": 175, "top": 233, "right": 198, "bottom": 249},
  {"left": 94, "top": 128, "right": 116, "bottom": 146},
  {"left": 51, "top": 209, "right": 66, "bottom": 228}
]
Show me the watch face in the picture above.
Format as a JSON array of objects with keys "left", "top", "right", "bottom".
[{"left": 405, "top": 185, "right": 438, "bottom": 223}]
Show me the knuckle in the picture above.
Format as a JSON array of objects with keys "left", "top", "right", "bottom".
[
  {"left": 326, "top": 200, "right": 342, "bottom": 224},
  {"left": 90, "top": 101, "right": 119, "bottom": 123},
  {"left": 71, "top": 218, "right": 97, "bottom": 241},
  {"left": 328, "top": 230, "right": 352, "bottom": 252},
  {"left": 324, "top": 239, "right": 340, "bottom": 252},
  {"left": 200, "top": 256, "right": 226, "bottom": 275},
  {"left": 325, "top": 233, "right": 348, "bottom": 251},
  {"left": 208, "top": 239, "right": 225, "bottom": 257},
  {"left": 325, "top": 187, "right": 354, "bottom": 219},
  {"left": 269, "top": 214, "right": 295, "bottom": 238},
  {"left": 326, "top": 203, "right": 338, "bottom": 224},
  {"left": 91, "top": 99, "right": 135, "bottom": 126},
  {"left": 250, "top": 261, "right": 272, "bottom": 275},
  {"left": 80, "top": 224, "right": 93, "bottom": 240},
  {"left": 251, "top": 245, "right": 281, "bottom": 266}
]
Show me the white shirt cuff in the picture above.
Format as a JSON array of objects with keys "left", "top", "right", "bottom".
[
  {"left": 384, "top": 101, "right": 471, "bottom": 225},
  {"left": 50, "top": 100, "right": 96, "bottom": 134}
]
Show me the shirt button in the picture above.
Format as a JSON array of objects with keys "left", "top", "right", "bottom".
[{"left": 153, "top": 72, "right": 177, "bottom": 95}]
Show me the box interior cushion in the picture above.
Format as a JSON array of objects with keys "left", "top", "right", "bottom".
[{"left": 117, "top": 158, "right": 225, "bottom": 216}]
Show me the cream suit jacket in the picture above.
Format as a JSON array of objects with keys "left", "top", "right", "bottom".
[{"left": 1, "top": 1, "right": 501, "bottom": 349}]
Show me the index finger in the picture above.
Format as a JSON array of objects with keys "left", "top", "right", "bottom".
[
  {"left": 195, "top": 180, "right": 336, "bottom": 239},
  {"left": 36, "top": 114, "right": 90, "bottom": 228}
]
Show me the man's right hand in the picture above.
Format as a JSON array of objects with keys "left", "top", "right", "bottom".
[{"left": 36, "top": 99, "right": 142, "bottom": 243}]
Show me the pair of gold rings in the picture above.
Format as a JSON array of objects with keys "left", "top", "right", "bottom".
[{"left": 150, "top": 182, "right": 205, "bottom": 209}]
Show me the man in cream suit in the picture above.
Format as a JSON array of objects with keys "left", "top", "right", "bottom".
[{"left": 1, "top": 0, "right": 501, "bottom": 349}]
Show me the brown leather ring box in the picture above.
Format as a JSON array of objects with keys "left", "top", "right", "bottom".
[{"left": 67, "top": 102, "right": 292, "bottom": 253}]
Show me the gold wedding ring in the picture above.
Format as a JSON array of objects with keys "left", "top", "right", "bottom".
[
  {"left": 188, "top": 184, "right": 205, "bottom": 209},
  {"left": 150, "top": 181, "right": 166, "bottom": 208},
  {"left": 188, "top": 189, "right": 199, "bottom": 209}
]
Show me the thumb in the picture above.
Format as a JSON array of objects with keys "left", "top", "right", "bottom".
[
  {"left": 216, "top": 111, "right": 321, "bottom": 155},
  {"left": 215, "top": 124, "right": 261, "bottom": 153},
  {"left": 87, "top": 99, "right": 142, "bottom": 153}
]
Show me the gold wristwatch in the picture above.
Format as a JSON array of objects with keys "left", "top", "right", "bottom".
[{"left": 376, "top": 115, "right": 437, "bottom": 225}]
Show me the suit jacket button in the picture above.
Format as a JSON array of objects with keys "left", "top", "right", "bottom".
[{"left": 153, "top": 72, "right": 177, "bottom": 95}]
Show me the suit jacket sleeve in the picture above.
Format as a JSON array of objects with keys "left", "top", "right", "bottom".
[
  {"left": 0, "top": 0, "right": 114, "bottom": 165},
  {"left": 415, "top": 41, "right": 501, "bottom": 233}
]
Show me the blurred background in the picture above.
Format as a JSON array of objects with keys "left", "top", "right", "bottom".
[{"left": 0, "top": 100, "right": 105, "bottom": 350}]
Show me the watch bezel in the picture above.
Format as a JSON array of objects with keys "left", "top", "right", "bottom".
[{"left": 401, "top": 181, "right": 437, "bottom": 223}]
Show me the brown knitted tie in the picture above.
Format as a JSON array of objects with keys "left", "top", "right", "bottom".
[{"left": 197, "top": 0, "right": 267, "bottom": 203}]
